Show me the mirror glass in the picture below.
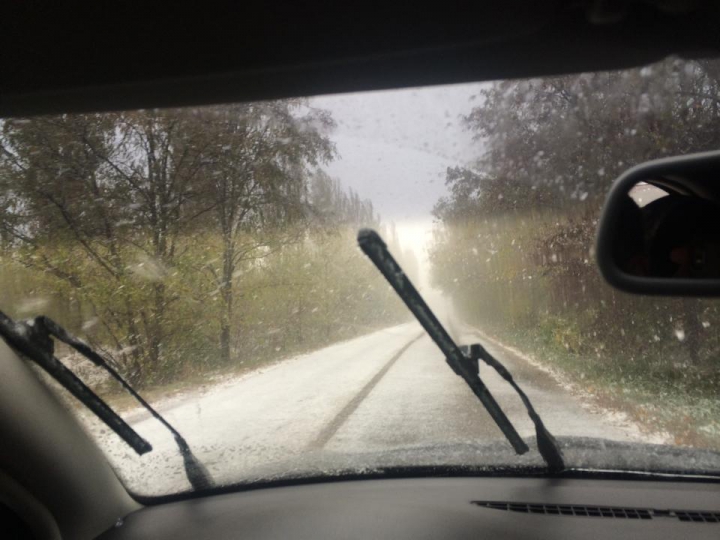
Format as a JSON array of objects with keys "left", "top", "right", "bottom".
[{"left": 614, "top": 181, "right": 720, "bottom": 279}]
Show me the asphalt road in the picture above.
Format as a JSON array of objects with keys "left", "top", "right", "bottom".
[{"left": 96, "top": 320, "right": 641, "bottom": 496}]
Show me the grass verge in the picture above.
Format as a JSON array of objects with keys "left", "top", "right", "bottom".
[{"left": 479, "top": 323, "right": 720, "bottom": 450}]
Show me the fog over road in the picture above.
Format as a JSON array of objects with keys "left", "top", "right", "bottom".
[{"left": 99, "top": 308, "right": 645, "bottom": 495}]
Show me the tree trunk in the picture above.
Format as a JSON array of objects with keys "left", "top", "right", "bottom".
[
  {"left": 220, "top": 238, "right": 234, "bottom": 363},
  {"left": 121, "top": 301, "right": 145, "bottom": 386},
  {"left": 146, "top": 282, "right": 165, "bottom": 372},
  {"left": 683, "top": 298, "right": 702, "bottom": 364}
]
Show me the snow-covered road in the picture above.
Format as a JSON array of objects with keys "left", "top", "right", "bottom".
[{"left": 98, "top": 321, "right": 648, "bottom": 496}]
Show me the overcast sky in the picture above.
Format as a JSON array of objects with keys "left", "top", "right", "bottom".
[
  {"left": 311, "top": 82, "right": 487, "bottom": 221},
  {"left": 310, "top": 82, "right": 487, "bottom": 288}
]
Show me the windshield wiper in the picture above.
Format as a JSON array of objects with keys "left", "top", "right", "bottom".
[
  {"left": 0, "top": 310, "right": 213, "bottom": 490},
  {"left": 358, "top": 229, "right": 565, "bottom": 473}
]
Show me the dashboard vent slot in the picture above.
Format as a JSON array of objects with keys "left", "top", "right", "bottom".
[
  {"left": 472, "top": 501, "right": 720, "bottom": 523},
  {"left": 674, "top": 511, "right": 720, "bottom": 523}
]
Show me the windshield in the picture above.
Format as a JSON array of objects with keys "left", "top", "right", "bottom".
[{"left": 2, "top": 57, "right": 720, "bottom": 497}]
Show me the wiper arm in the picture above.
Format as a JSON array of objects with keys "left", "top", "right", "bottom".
[
  {"left": 357, "top": 230, "right": 527, "bottom": 453},
  {"left": 462, "top": 344, "right": 565, "bottom": 472},
  {"left": 0, "top": 311, "right": 213, "bottom": 490},
  {"left": 357, "top": 229, "right": 565, "bottom": 472}
]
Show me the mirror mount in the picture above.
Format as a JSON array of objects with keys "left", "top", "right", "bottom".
[{"left": 596, "top": 150, "right": 720, "bottom": 297}]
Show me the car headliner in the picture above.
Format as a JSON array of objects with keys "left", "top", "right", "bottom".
[{"left": 1, "top": 1, "right": 720, "bottom": 117}]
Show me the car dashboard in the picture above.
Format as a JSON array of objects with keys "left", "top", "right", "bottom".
[{"left": 98, "top": 476, "right": 720, "bottom": 540}]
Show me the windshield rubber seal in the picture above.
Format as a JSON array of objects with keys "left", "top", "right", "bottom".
[{"left": 129, "top": 464, "right": 720, "bottom": 506}]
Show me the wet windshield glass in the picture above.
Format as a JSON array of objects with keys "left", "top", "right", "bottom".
[{"left": 2, "top": 57, "right": 720, "bottom": 496}]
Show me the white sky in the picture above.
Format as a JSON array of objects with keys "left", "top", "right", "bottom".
[{"left": 310, "top": 82, "right": 488, "bottom": 289}]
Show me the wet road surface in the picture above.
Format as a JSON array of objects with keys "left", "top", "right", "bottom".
[{"left": 97, "top": 321, "right": 640, "bottom": 495}]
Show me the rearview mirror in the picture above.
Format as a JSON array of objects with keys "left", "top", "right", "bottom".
[{"left": 596, "top": 150, "right": 720, "bottom": 296}]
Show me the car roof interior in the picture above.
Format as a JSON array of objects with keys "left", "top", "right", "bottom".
[
  {"left": 2, "top": 2, "right": 720, "bottom": 540},
  {"left": 2, "top": 1, "right": 720, "bottom": 118}
]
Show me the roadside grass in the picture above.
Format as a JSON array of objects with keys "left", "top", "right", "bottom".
[
  {"left": 480, "top": 322, "right": 720, "bottom": 450},
  {"left": 95, "top": 357, "right": 271, "bottom": 414},
  {"left": 38, "top": 346, "right": 283, "bottom": 419}
]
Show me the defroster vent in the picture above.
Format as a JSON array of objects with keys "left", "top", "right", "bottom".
[{"left": 472, "top": 501, "right": 720, "bottom": 523}]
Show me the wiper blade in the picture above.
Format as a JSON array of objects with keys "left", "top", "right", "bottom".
[
  {"left": 0, "top": 311, "right": 151, "bottom": 453},
  {"left": 0, "top": 311, "right": 213, "bottom": 490},
  {"left": 357, "top": 230, "right": 526, "bottom": 453},
  {"left": 357, "top": 229, "right": 565, "bottom": 473}
]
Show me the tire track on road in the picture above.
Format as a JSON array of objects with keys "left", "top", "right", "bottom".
[{"left": 308, "top": 332, "right": 424, "bottom": 449}]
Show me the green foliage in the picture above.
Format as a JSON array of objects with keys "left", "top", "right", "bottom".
[
  {"left": 430, "top": 58, "right": 720, "bottom": 446},
  {"left": 0, "top": 103, "right": 405, "bottom": 389}
]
